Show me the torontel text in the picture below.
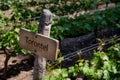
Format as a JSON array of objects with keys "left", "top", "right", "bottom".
[{"left": 25, "top": 36, "right": 48, "bottom": 52}]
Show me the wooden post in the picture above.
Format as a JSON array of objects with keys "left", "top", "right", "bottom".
[{"left": 34, "top": 9, "right": 53, "bottom": 80}]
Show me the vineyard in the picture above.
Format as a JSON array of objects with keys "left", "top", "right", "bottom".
[{"left": 0, "top": 0, "right": 120, "bottom": 80}]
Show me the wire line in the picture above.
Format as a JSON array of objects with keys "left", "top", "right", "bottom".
[{"left": 57, "top": 35, "right": 120, "bottom": 62}]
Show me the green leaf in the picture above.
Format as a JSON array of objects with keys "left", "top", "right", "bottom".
[
  {"left": 68, "top": 67, "right": 75, "bottom": 73},
  {"left": 84, "top": 24, "right": 92, "bottom": 31},
  {"left": 0, "top": 22, "right": 4, "bottom": 27},
  {"left": 61, "top": 69, "right": 68, "bottom": 77},
  {"left": 103, "top": 70, "right": 110, "bottom": 79},
  {"left": 100, "top": 52, "right": 109, "bottom": 61},
  {"left": 116, "top": 24, "right": 120, "bottom": 28},
  {"left": 73, "top": 72, "right": 78, "bottom": 77},
  {"left": 77, "top": 59, "right": 84, "bottom": 63},
  {"left": 21, "top": 49, "right": 28, "bottom": 54},
  {"left": 112, "top": 66, "right": 117, "bottom": 74},
  {"left": 89, "top": 67, "right": 95, "bottom": 76},
  {"left": 0, "top": 11, "right": 3, "bottom": 17},
  {"left": 82, "top": 62, "right": 90, "bottom": 75},
  {"left": 63, "top": 78, "right": 71, "bottom": 80},
  {"left": 103, "top": 61, "right": 111, "bottom": 70},
  {"left": 96, "top": 70, "right": 103, "bottom": 79},
  {"left": 52, "top": 69, "right": 62, "bottom": 76}
]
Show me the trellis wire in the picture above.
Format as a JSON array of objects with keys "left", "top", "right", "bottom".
[
  {"left": 49, "top": 35, "right": 120, "bottom": 69},
  {"left": 57, "top": 35, "right": 120, "bottom": 62},
  {"left": 65, "top": 35, "right": 120, "bottom": 61},
  {"left": 63, "top": 43, "right": 98, "bottom": 58}
]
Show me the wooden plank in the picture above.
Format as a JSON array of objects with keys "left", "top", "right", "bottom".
[{"left": 19, "top": 28, "right": 59, "bottom": 62}]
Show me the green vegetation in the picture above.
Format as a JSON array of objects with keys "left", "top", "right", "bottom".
[
  {"left": 0, "top": 0, "right": 105, "bottom": 11},
  {"left": 0, "top": 0, "right": 120, "bottom": 79},
  {"left": 45, "top": 42, "right": 120, "bottom": 80},
  {"left": 51, "top": 6, "right": 120, "bottom": 39}
]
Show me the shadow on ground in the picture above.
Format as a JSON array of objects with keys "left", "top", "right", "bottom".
[{"left": 0, "top": 55, "right": 34, "bottom": 80}]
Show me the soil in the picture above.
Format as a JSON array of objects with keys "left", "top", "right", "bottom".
[{"left": 0, "top": 53, "right": 34, "bottom": 80}]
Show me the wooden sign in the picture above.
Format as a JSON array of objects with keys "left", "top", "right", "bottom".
[{"left": 19, "top": 28, "right": 59, "bottom": 62}]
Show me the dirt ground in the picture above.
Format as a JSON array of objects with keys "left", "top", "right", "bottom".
[{"left": 0, "top": 52, "right": 34, "bottom": 80}]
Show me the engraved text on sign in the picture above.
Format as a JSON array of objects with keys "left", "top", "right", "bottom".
[{"left": 19, "top": 28, "right": 59, "bottom": 62}]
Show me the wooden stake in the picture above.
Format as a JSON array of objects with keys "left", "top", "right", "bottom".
[{"left": 33, "top": 9, "right": 53, "bottom": 80}]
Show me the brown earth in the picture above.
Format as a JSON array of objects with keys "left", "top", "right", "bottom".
[{"left": 0, "top": 53, "right": 34, "bottom": 80}]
